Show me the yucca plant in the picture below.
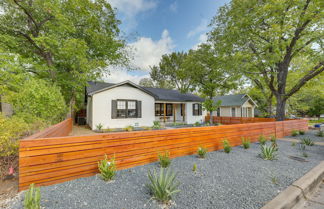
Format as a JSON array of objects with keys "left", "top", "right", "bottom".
[
  {"left": 241, "top": 137, "right": 250, "bottom": 149},
  {"left": 98, "top": 155, "right": 116, "bottom": 181},
  {"left": 317, "top": 130, "right": 324, "bottom": 137},
  {"left": 258, "top": 135, "right": 267, "bottom": 145},
  {"left": 192, "top": 163, "right": 197, "bottom": 172},
  {"left": 197, "top": 146, "right": 208, "bottom": 158},
  {"left": 301, "top": 137, "right": 314, "bottom": 146},
  {"left": 158, "top": 151, "right": 171, "bottom": 168},
  {"left": 291, "top": 130, "right": 299, "bottom": 136},
  {"left": 24, "top": 184, "right": 41, "bottom": 209},
  {"left": 270, "top": 135, "right": 278, "bottom": 151},
  {"left": 299, "top": 130, "right": 305, "bottom": 135},
  {"left": 147, "top": 168, "right": 180, "bottom": 204},
  {"left": 260, "top": 144, "right": 277, "bottom": 160},
  {"left": 223, "top": 139, "right": 232, "bottom": 153}
]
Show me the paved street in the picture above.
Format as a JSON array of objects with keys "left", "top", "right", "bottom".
[{"left": 301, "top": 181, "right": 324, "bottom": 209}]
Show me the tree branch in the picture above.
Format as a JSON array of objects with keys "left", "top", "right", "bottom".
[{"left": 286, "top": 61, "right": 324, "bottom": 98}]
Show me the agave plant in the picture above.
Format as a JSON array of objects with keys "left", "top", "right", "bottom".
[
  {"left": 301, "top": 137, "right": 314, "bottom": 146},
  {"left": 241, "top": 137, "right": 250, "bottom": 149},
  {"left": 24, "top": 184, "right": 41, "bottom": 209},
  {"left": 147, "top": 168, "right": 180, "bottom": 204},
  {"left": 260, "top": 144, "right": 277, "bottom": 160}
]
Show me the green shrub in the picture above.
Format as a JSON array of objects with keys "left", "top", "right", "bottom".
[
  {"left": 270, "top": 135, "right": 278, "bottom": 151},
  {"left": 299, "top": 130, "right": 305, "bottom": 135},
  {"left": 147, "top": 168, "right": 180, "bottom": 204},
  {"left": 96, "top": 123, "right": 103, "bottom": 131},
  {"left": 291, "top": 141, "right": 296, "bottom": 146},
  {"left": 258, "top": 135, "right": 267, "bottom": 145},
  {"left": 197, "top": 146, "right": 208, "bottom": 158},
  {"left": 242, "top": 137, "right": 250, "bottom": 149},
  {"left": 24, "top": 183, "right": 41, "bottom": 209},
  {"left": 301, "top": 137, "right": 314, "bottom": 146},
  {"left": 158, "top": 151, "right": 171, "bottom": 168},
  {"left": 124, "top": 125, "right": 134, "bottom": 131},
  {"left": 194, "top": 121, "right": 201, "bottom": 127},
  {"left": 98, "top": 155, "right": 116, "bottom": 181},
  {"left": 260, "top": 144, "right": 277, "bottom": 160},
  {"left": 9, "top": 79, "right": 67, "bottom": 124},
  {"left": 291, "top": 130, "right": 299, "bottom": 136},
  {"left": 223, "top": 139, "right": 232, "bottom": 153},
  {"left": 192, "top": 163, "right": 197, "bottom": 172},
  {"left": 317, "top": 130, "right": 324, "bottom": 137},
  {"left": 152, "top": 121, "right": 161, "bottom": 129}
]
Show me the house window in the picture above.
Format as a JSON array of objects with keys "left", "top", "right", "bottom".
[
  {"left": 155, "top": 103, "right": 173, "bottom": 116},
  {"left": 217, "top": 108, "right": 220, "bottom": 117},
  {"left": 127, "top": 101, "right": 137, "bottom": 118},
  {"left": 117, "top": 101, "right": 126, "bottom": 118},
  {"left": 193, "top": 103, "right": 202, "bottom": 116},
  {"left": 114, "top": 100, "right": 140, "bottom": 119},
  {"left": 231, "top": 107, "right": 236, "bottom": 117}
]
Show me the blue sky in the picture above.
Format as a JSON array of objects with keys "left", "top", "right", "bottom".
[{"left": 105, "top": 0, "right": 230, "bottom": 83}]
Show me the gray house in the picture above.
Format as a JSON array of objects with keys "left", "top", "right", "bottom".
[{"left": 212, "top": 94, "right": 257, "bottom": 117}]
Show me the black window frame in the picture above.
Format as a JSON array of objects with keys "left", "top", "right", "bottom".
[
  {"left": 116, "top": 99, "right": 138, "bottom": 119},
  {"left": 193, "top": 103, "right": 202, "bottom": 116},
  {"left": 155, "top": 103, "right": 173, "bottom": 116}
]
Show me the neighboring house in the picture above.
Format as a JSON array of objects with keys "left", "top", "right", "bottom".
[
  {"left": 86, "top": 81, "right": 204, "bottom": 129},
  {"left": 211, "top": 94, "right": 257, "bottom": 117}
]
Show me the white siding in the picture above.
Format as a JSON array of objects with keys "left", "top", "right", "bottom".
[
  {"left": 186, "top": 102, "right": 204, "bottom": 124},
  {"left": 90, "top": 85, "right": 155, "bottom": 129}
]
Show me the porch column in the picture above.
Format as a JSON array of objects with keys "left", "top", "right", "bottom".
[
  {"left": 182, "top": 103, "right": 185, "bottom": 122},
  {"left": 173, "top": 104, "right": 176, "bottom": 122},
  {"left": 163, "top": 103, "right": 166, "bottom": 123}
]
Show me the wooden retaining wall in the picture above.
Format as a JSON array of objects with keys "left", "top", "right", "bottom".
[
  {"left": 205, "top": 116, "right": 276, "bottom": 124},
  {"left": 24, "top": 118, "right": 73, "bottom": 140},
  {"left": 19, "top": 119, "right": 307, "bottom": 191}
]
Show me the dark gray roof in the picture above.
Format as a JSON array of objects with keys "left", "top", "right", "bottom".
[
  {"left": 142, "top": 87, "right": 204, "bottom": 102},
  {"left": 213, "top": 94, "right": 255, "bottom": 106},
  {"left": 86, "top": 81, "right": 204, "bottom": 102}
]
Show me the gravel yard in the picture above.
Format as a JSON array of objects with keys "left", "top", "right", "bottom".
[
  {"left": 9, "top": 138, "right": 324, "bottom": 209},
  {"left": 286, "top": 130, "right": 324, "bottom": 142}
]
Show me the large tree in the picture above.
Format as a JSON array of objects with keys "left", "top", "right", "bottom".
[
  {"left": 184, "top": 44, "right": 240, "bottom": 123},
  {"left": 150, "top": 52, "right": 193, "bottom": 93},
  {"left": 209, "top": 0, "right": 324, "bottom": 120},
  {"left": 0, "top": 0, "right": 128, "bottom": 117}
]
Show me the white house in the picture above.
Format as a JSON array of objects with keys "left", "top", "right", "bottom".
[
  {"left": 211, "top": 94, "right": 257, "bottom": 117},
  {"left": 86, "top": 81, "right": 204, "bottom": 129}
]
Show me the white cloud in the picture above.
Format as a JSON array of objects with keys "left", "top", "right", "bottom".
[
  {"left": 192, "top": 33, "right": 208, "bottom": 50},
  {"left": 104, "top": 69, "right": 149, "bottom": 84},
  {"left": 128, "top": 29, "right": 174, "bottom": 71},
  {"left": 108, "top": 0, "right": 157, "bottom": 17},
  {"left": 169, "top": 1, "right": 178, "bottom": 13},
  {"left": 187, "top": 19, "right": 208, "bottom": 38}
]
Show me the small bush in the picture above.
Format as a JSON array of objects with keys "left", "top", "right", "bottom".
[
  {"left": 301, "top": 137, "right": 314, "bottom": 146},
  {"left": 24, "top": 183, "right": 41, "bottom": 209},
  {"left": 291, "top": 141, "right": 296, "bottom": 146},
  {"left": 270, "top": 135, "right": 278, "bottom": 151},
  {"left": 192, "top": 163, "right": 197, "bottom": 172},
  {"left": 241, "top": 137, "right": 250, "bottom": 149},
  {"left": 124, "top": 125, "right": 134, "bottom": 131},
  {"left": 223, "top": 139, "right": 232, "bottom": 153},
  {"left": 158, "top": 151, "right": 171, "bottom": 168},
  {"left": 96, "top": 123, "right": 103, "bottom": 131},
  {"left": 194, "top": 121, "right": 201, "bottom": 127},
  {"left": 291, "top": 130, "right": 299, "bottom": 136},
  {"left": 317, "top": 130, "right": 324, "bottom": 137},
  {"left": 98, "top": 155, "right": 116, "bottom": 181},
  {"left": 260, "top": 144, "right": 277, "bottom": 160},
  {"left": 299, "top": 130, "right": 305, "bottom": 135},
  {"left": 197, "top": 146, "right": 208, "bottom": 158},
  {"left": 152, "top": 121, "right": 161, "bottom": 129},
  {"left": 147, "top": 168, "right": 180, "bottom": 204},
  {"left": 258, "top": 135, "right": 267, "bottom": 145}
]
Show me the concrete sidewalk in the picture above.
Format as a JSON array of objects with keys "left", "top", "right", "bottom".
[{"left": 300, "top": 181, "right": 324, "bottom": 209}]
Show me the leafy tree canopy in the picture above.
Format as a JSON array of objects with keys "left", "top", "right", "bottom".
[{"left": 209, "top": 0, "right": 324, "bottom": 120}]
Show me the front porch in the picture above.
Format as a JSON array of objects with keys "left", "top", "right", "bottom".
[{"left": 155, "top": 102, "right": 186, "bottom": 123}]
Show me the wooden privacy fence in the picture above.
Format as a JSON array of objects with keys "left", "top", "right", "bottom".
[
  {"left": 19, "top": 119, "right": 307, "bottom": 191},
  {"left": 25, "top": 118, "right": 73, "bottom": 139},
  {"left": 205, "top": 116, "right": 276, "bottom": 124}
]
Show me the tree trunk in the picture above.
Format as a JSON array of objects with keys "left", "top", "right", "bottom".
[
  {"left": 275, "top": 95, "right": 286, "bottom": 121},
  {"left": 209, "top": 110, "right": 213, "bottom": 125},
  {"left": 66, "top": 91, "right": 76, "bottom": 123}
]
